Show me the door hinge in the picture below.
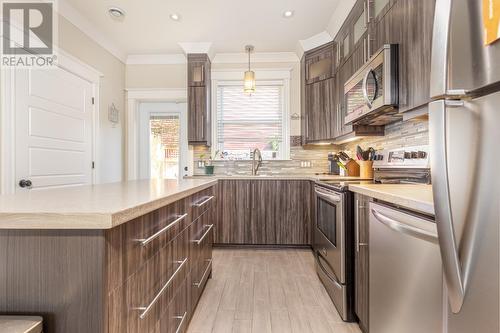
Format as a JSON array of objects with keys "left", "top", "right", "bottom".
[
  {"left": 91, "top": 97, "right": 95, "bottom": 105},
  {"left": 92, "top": 161, "right": 95, "bottom": 169}
]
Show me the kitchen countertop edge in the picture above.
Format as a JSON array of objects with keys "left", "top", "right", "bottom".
[
  {"left": 348, "top": 184, "right": 435, "bottom": 216},
  {"left": 0, "top": 179, "right": 218, "bottom": 230}
]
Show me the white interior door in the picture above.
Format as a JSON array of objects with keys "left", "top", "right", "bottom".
[
  {"left": 14, "top": 67, "right": 94, "bottom": 191},
  {"left": 138, "top": 102, "right": 188, "bottom": 180}
]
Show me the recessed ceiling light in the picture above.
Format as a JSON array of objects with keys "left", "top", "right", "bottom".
[
  {"left": 283, "top": 10, "right": 294, "bottom": 18},
  {"left": 108, "top": 7, "right": 125, "bottom": 19},
  {"left": 170, "top": 13, "right": 181, "bottom": 21}
]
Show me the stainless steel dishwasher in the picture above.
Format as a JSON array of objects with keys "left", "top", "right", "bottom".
[{"left": 369, "top": 202, "right": 442, "bottom": 333}]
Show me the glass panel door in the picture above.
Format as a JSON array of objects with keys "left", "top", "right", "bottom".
[
  {"left": 149, "top": 115, "right": 180, "bottom": 179},
  {"left": 138, "top": 102, "right": 188, "bottom": 180}
]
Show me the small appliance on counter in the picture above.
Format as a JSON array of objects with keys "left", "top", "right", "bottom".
[
  {"left": 313, "top": 145, "right": 431, "bottom": 323},
  {"left": 328, "top": 153, "right": 341, "bottom": 175}
]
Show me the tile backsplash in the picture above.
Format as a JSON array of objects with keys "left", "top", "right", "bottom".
[
  {"left": 342, "top": 118, "right": 429, "bottom": 156},
  {"left": 193, "top": 145, "right": 332, "bottom": 176},
  {"left": 192, "top": 118, "right": 429, "bottom": 176}
]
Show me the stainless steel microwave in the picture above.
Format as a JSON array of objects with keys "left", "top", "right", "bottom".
[{"left": 344, "top": 44, "right": 401, "bottom": 126}]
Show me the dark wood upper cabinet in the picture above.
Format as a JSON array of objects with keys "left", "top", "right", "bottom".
[
  {"left": 304, "top": 42, "right": 336, "bottom": 85},
  {"left": 304, "top": 77, "right": 337, "bottom": 142},
  {"left": 188, "top": 54, "right": 210, "bottom": 87},
  {"left": 301, "top": 0, "right": 435, "bottom": 142},
  {"left": 370, "top": 0, "right": 435, "bottom": 112},
  {"left": 187, "top": 54, "right": 211, "bottom": 145}
]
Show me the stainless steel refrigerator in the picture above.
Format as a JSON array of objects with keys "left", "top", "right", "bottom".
[{"left": 429, "top": 0, "right": 500, "bottom": 332}]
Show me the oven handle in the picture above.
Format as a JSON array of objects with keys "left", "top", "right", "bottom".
[
  {"left": 315, "top": 251, "right": 342, "bottom": 289},
  {"left": 362, "top": 69, "right": 376, "bottom": 108},
  {"left": 315, "top": 188, "right": 342, "bottom": 203}
]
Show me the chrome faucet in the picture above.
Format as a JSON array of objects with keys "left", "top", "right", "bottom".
[{"left": 251, "top": 148, "right": 263, "bottom": 175}]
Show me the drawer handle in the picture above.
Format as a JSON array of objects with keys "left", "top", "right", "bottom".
[
  {"left": 135, "top": 213, "right": 188, "bottom": 246},
  {"left": 174, "top": 311, "right": 187, "bottom": 333},
  {"left": 192, "top": 224, "right": 214, "bottom": 245},
  {"left": 193, "top": 259, "right": 212, "bottom": 288},
  {"left": 193, "top": 195, "right": 214, "bottom": 207},
  {"left": 135, "top": 258, "right": 187, "bottom": 319}
]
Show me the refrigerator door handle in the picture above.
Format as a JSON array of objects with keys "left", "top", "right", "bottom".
[
  {"left": 429, "top": 100, "right": 468, "bottom": 313},
  {"left": 371, "top": 209, "right": 438, "bottom": 244}
]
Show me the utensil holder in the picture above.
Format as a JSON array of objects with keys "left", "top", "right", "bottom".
[{"left": 358, "top": 160, "right": 374, "bottom": 179}]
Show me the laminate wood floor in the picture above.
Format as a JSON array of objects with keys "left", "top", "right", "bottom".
[{"left": 187, "top": 248, "right": 361, "bottom": 333}]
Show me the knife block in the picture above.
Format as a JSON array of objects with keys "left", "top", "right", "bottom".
[{"left": 345, "top": 160, "right": 360, "bottom": 177}]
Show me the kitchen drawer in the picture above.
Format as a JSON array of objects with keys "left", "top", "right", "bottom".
[
  {"left": 188, "top": 187, "right": 215, "bottom": 222},
  {"left": 122, "top": 231, "right": 189, "bottom": 332},
  {"left": 160, "top": 276, "right": 189, "bottom": 333},
  {"left": 122, "top": 199, "right": 189, "bottom": 279}
]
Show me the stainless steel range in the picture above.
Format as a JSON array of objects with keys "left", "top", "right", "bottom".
[{"left": 313, "top": 145, "right": 431, "bottom": 322}]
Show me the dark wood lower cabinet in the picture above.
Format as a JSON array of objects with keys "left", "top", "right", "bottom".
[
  {"left": 0, "top": 185, "right": 216, "bottom": 333},
  {"left": 354, "top": 193, "right": 370, "bottom": 333},
  {"left": 216, "top": 180, "right": 312, "bottom": 245}
]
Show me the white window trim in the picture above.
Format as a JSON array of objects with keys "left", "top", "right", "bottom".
[{"left": 211, "top": 68, "right": 291, "bottom": 160}]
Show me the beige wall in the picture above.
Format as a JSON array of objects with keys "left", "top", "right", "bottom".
[
  {"left": 58, "top": 16, "right": 126, "bottom": 183},
  {"left": 126, "top": 64, "right": 187, "bottom": 89}
]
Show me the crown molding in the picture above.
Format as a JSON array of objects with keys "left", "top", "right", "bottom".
[
  {"left": 126, "top": 54, "right": 187, "bottom": 65},
  {"left": 327, "top": 0, "right": 357, "bottom": 39},
  {"left": 178, "top": 42, "right": 213, "bottom": 55},
  {"left": 58, "top": 0, "right": 127, "bottom": 63},
  {"left": 212, "top": 52, "right": 299, "bottom": 64},
  {"left": 299, "top": 31, "right": 333, "bottom": 53}
]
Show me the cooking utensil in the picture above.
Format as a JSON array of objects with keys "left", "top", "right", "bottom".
[
  {"left": 339, "top": 151, "right": 350, "bottom": 161},
  {"left": 356, "top": 146, "right": 364, "bottom": 160}
]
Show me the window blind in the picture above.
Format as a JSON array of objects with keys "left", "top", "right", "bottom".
[{"left": 216, "top": 84, "right": 284, "bottom": 160}]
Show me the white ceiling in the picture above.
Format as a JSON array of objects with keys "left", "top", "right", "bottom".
[{"left": 62, "top": 0, "right": 341, "bottom": 56}]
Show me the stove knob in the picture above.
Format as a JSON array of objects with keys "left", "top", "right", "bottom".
[
  {"left": 411, "top": 151, "right": 418, "bottom": 159},
  {"left": 404, "top": 152, "right": 412, "bottom": 159},
  {"left": 418, "top": 151, "right": 427, "bottom": 158}
]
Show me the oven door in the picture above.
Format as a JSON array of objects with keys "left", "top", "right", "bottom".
[{"left": 313, "top": 186, "right": 346, "bottom": 284}]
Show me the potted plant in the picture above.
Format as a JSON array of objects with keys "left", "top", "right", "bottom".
[
  {"left": 199, "top": 150, "right": 219, "bottom": 175},
  {"left": 267, "top": 138, "right": 280, "bottom": 159}
]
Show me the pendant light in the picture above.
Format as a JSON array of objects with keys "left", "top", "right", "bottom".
[{"left": 244, "top": 45, "right": 256, "bottom": 94}]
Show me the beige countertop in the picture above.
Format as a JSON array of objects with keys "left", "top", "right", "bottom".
[
  {"left": 0, "top": 178, "right": 217, "bottom": 229},
  {"left": 348, "top": 184, "right": 435, "bottom": 216}
]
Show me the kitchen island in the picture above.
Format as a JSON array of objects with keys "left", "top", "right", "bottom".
[{"left": 0, "top": 179, "right": 218, "bottom": 333}]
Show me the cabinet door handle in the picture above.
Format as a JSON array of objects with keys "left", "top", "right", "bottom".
[
  {"left": 363, "top": 38, "right": 367, "bottom": 62},
  {"left": 193, "top": 195, "right": 214, "bottom": 207},
  {"left": 174, "top": 312, "right": 187, "bottom": 333},
  {"left": 192, "top": 224, "right": 214, "bottom": 245},
  {"left": 355, "top": 199, "right": 367, "bottom": 252},
  {"left": 134, "top": 258, "right": 187, "bottom": 319},
  {"left": 193, "top": 259, "right": 212, "bottom": 288},
  {"left": 135, "top": 213, "right": 187, "bottom": 246}
]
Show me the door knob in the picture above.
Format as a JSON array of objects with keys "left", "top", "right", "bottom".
[{"left": 19, "top": 179, "right": 32, "bottom": 188}]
